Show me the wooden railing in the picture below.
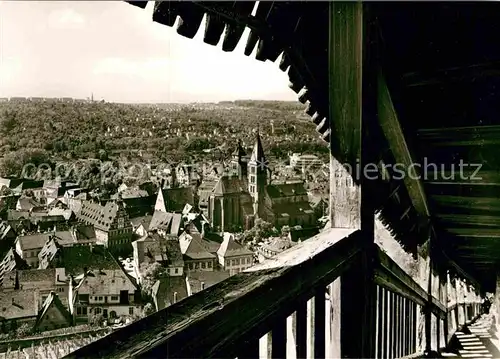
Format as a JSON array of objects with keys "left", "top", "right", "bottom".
[{"left": 65, "top": 228, "right": 482, "bottom": 359}]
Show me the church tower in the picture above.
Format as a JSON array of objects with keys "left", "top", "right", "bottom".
[
  {"left": 248, "top": 130, "right": 268, "bottom": 217},
  {"left": 230, "top": 140, "right": 247, "bottom": 180}
]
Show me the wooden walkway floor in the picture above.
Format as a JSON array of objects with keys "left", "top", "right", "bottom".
[{"left": 442, "top": 314, "right": 500, "bottom": 359}]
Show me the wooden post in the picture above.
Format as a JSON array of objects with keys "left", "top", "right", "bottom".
[{"left": 328, "top": 2, "right": 377, "bottom": 358}]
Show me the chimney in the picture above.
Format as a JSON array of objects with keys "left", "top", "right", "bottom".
[
  {"left": 201, "top": 282, "right": 205, "bottom": 291},
  {"left": 173, "top": 292, "right": 178, "bottom": 303}
]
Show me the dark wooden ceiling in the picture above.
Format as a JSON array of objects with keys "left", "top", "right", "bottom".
[{"left": 378, "top": 3, "right": 500, "bottom": 291}]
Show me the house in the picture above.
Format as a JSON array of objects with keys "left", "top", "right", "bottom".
[
  {"left": 34, "top": 292, "right": 72, "bottom": 331},
  {"left": 16, "top": 197, "right": 44, "bottom": 212},
  {"left": 178, "top": 232, "right": 220, "bottom": 272},
  {"left": 76, "top": 197, "right": 133, "bottom": 255},
  {"left": 217, "top": 233, "right": 254, "bottom": 275},
  {"left": 132, "top": 235, "right": 184, "bottom": 278},
  {"left": 154, "top": 187, "right": 194, "bottom": 213},
  {"left": 130, "top": 215, "right": 153, "bottom": 237},
  {"left": 0, "top": 289, "right": 39, "bottom": 332},
  {"left": 185, "top": 271, "right": 230, "bottom": 296},
  {"left": 257, "top": 237, "right": 297, "bottom": 262},
  {"left": 0, "top": 248, "right": 29, "bottom": 286},
  {"left": 148, "top": 210, "right": 184, "bottom": 237},
  {"left": 0, "top": 222, "right": 16, "bottom": 256},
  {"left": 151, "top": 276, "right": 188, "bottom": 311},
  {"left": 15, "top": 231, "right": 84, "bottom": 268},
  {"left": 50, "top": 246, "right": 141, "bottom": 322},
  {"left": 288, "top": 226, "right": 320, "bottom": 243},
  {"left": 2, "top": 268, "right": 69, "bottom": 308}
]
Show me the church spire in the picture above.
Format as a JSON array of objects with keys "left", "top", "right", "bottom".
[{"left": 250, "top": 128, "right": 266, "bottom": 166}]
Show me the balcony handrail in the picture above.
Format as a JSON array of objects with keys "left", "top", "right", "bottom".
[
  {"left": 65, "top": 227, "right": 478, "bottom": 358},
  {"left": 374, "top": 245, "right": 447, "bottom": 318},
  {"left": 65, "top": 228, "right": 364, "bottom": 358}
]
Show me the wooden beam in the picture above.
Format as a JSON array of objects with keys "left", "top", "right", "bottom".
[
  {"left": 417, "top": 125, "right": 500, "bottom": 146},
  {"left": 445, "top": 227, "right": 500, "bottom": 238},
  {"left": 435, "top": 214, "right": 500, "bottom": 228},
  {"left": 329, "top": 3, "right": 377, "bottom": 359},
  {"left": 441, "top": 250, "right": 481, "bottom": 290},
  {"left": 377, "top": 72, "right": 430, "bottom": 219},
  {"left": 66, "top": 229, "right": 365, "bottom": 359},
  {"left": 374, "top": 246, "right": 446, "bottom": 318},
  {"left": 423, "top": 171, "right": 500, "bottom": 186},
  {"left": 431, "top": 195, "right": 500, "bottom": 212},
  {"left": 402, "top": 60, "right": 500, "bottom": 88}
]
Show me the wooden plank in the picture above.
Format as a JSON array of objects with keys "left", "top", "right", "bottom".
[
  {"left": 295, "top": 302, "right": 307, "bottom": 359},
  {"left": 314, "top": 288, "right": 326, "bottom": 358},
  {"left": 445, "top": 227, "right": 500, "bottom": 238},
  {"left": 402, "top": 60, "right": 500, "bottom": 88},
  {"left": 271, "top": 319, "right": 286, "bottom": 359},
  {"left": 377, "top": 72, "right": 430, "bottom": 219},
  {"left": 374, "top": 246, "right": 446, "bottom": 317},
  {"left": 435, "top": 214, "right": 500, "bottom": 228},
  {"left": 66, "top": 230, "right": 365, "bottom": 359}
]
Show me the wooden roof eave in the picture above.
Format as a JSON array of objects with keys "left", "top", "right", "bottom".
[{"left": 126, "top": 1, "right": 331, "bottom": 144}]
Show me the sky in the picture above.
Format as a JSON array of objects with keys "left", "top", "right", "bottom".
[{"left": 0, "top": 1, "right": 296, "bottom": 103}]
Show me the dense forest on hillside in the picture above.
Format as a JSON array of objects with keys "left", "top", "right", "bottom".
[{"left": 0, "top": 100, "right": 328, "bottom": 177}]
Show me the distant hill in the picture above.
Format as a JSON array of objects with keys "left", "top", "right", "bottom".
[{"left": 0, "top": 100, "right": 327, "bottom": 176}]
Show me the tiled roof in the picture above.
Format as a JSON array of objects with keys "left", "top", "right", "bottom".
[
  {"left": 266, "top": 183, "right": 308, "bottom": 199},
  {"left": 77, "top": 200, "right": 130, "bottom": 232},
  {"left": 17, "top": 197, "right": 43, "bottom": 211},
  {"left": 217, "top": 233, "right": 253, "bottom": 258},
  {"left": 0, "top": 249, "right": 29, "bottom": 285},
  {"left": 179, "top": 233, "right": 216, "bottom": 260},
  {"left": 289, "top": 227, "right": 320, "bottom": 242},
  {"left": 47, "top": 245, "right": 120, "bottom": 276},
  {"left": 212, "top": 176, "right": 247, "bottom": 195},
  {"left": 186, "top": 271, "right": 230, "bottom": 293},
  {"left": 151, "top": 276, "right": 188, "bottom": 311},
  {"left": 271, "top": 202, "right": 315, "bottom": 218},
  {"left": 164, "top": 239, "right": 183, "bottom": 267},
  {"left": 159, "top": 188, "right": 194, "bottom": 213},
  {"left": 38, "top": 238, "right": 60, "bottom": 269},
  {"left": 35, "top": 292, "right": 72, "bottom": 328},
  {"left": 47, "top": 208, "right": 73, "bottom": 221},
  {"left": 131, "top": 215, "right": 153, "bottom": 230},
  {"left": 149, "top": 211, "right": 183, "bottom": 235},
  {"left": 0, "top": 289, "right": 38, "bottom": 320}
]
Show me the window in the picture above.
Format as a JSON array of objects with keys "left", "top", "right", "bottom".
[
  {"left": 98, "top": 296, "right": 103, "bottom": 301},
  {"left": 174, "top": 268, "right": 179, "bottom": 274},
  {"left": 194, "top": 263, "right": 199, "bottom": 269},
  {"left": 207, "top": 262, "right": 212, "bottom": 268},
  {"left": 57, "top": 287, "right": 64, "bottom": 293},
  {"left": 95, "top": 308, "right": 102, "bottom": 315},
  {"left": 201, "top": 262, "right": 206, "bottom": 269},
  {"left": 247, "top": 258, "right": 251, "bottom": 264},
  {"left": 129, "top": 307, "right": 134, "bottom": 315},
  {"left": 250, "top": 176, "right": 255, "bottom": 184},
  {"left": 235, "top": 259, "right": 240, "bottom": 265},
  {"left": 111, "top": 296, "right": 118, "bottom": 301},
  {"left": 188, "top": 263, "right": 193, "bottom": 270},
  {"left": 251, "top": 166, "right": 256, "bottom": 174}
]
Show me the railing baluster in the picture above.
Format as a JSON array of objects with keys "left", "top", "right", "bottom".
[
  {"left": 238, "top": 338, "right": 260, "bottom": 359},
  {"left": 395, "top": 294, "right": 401, "bottom": 357},
  {"left": 314, "top": 288, "right": 326, "bottom": 359},
  {"left": 260, "top": 333, "right": 270, "bottom": 359},
  {"left": 377, "top": 286, "right": 384, "bottom": 359},
  {"left": 389, "top": 291, "right": 395, "bottom": 359},
  {"left": 295, "top": 302, "right": 307, "bottom": 359},
  {"left": 404, "top": 297, "right": 409, "bottom": 356},
  {"left": 383, "top": 288, "right": 388, "bottom": 359},
  {"left": 271, "top": 319, "right": 287, "bottom": 359}
]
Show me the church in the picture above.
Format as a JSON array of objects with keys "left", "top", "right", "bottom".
[{"left": 208, "top": 132, "right": 315, "bottom": 232}]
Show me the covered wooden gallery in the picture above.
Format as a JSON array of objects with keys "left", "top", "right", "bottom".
[{"left": 67, "top": 2, "right": 500, "bottom": 359}]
